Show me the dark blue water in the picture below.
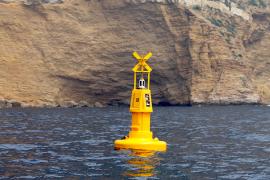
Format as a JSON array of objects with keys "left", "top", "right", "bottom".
[{"left": 0, "top": 106, "right": 269, "bottom": 179}]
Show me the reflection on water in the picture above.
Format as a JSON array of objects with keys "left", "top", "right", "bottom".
[
  {"left": 122, "top": 150, "right": 161, "bottom": 177},
  {"left": 0, "top": 106, "right": 269, "bottom": 179}
]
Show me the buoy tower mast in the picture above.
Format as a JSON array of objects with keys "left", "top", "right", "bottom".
[{"left": 114, "top": 52, "right": 167, "bottom": 151}]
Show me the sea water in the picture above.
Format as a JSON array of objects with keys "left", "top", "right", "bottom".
[{"left": 0, "top": 106, "right": 269, "bottom": 179}]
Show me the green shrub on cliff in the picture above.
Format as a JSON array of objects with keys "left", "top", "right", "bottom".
[
  {"left": 192, "top": 5, "right": 202, "bottom": 11},
  {"left": 208, "top": 18, "right": 223, "bottom": 27},
  {"left": 259, "top": 0, "right": 267, "bottom": 8},
  {"left": 249, "top": 0, "right": 259, "bottom": 6},
  {"left": 249, "top": 0, "right": 267, "bottom": 8},
  {"left": 227, "top": 23, "right": 236, "bottom": 34}
]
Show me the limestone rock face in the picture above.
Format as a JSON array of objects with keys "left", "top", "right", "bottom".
[
  {"left": 0, "top": 0, "right": 269, "bottom": 107},
  {"left": 245, "top": 11, "right": 270, "bottom": 104}
]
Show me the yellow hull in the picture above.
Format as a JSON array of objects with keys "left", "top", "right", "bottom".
[{"left": 114, "top": 137, "right": 167, "bottom": 152}]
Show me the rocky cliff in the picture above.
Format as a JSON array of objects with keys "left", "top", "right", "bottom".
[{"left": 0, "top": 0, "right": 269, "bottom": 107}]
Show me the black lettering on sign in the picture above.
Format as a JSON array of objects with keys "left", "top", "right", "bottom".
[
  {"left": 136, "top": 98, "right": 139, "bottom": 102},
  {"left": 145, "top": 94, "right": 150, "bottom": 107}
]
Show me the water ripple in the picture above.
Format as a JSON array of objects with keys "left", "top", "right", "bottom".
[{"left": 0, "top": 106, "right": 269, "bottom": 179}]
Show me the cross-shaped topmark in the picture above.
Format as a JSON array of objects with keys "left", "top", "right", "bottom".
[{"left": 132, "top": 52, "right": 152, "bottom": 73}]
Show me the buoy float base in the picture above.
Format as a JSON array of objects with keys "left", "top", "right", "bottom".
[{"left": 114, "top": 137, "right": 166, "bottom": 152}]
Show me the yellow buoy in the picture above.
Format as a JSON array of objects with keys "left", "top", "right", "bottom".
[{"left": 114, "top": 52, "right": 167, "bottom": 152}]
